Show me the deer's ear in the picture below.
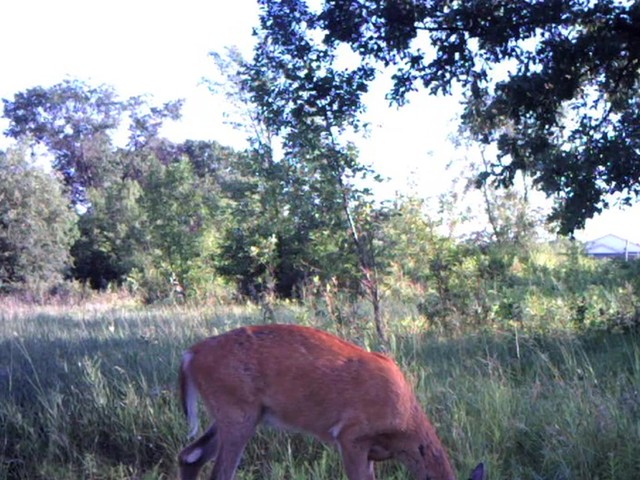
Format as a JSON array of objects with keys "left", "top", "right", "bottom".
[{"left": 469, "top": 462, "right": 485, "bottom": 480}]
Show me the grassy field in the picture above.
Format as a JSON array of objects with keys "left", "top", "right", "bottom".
[{"left": 1, "top": 301, "right": 639, "bottom": 479}]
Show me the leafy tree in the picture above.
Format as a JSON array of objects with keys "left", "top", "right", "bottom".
[
  {"left": 0, "top": 146, "right": 78, "bottom": 292},
  {"left": 253, "top": 0, "right": 640, "bottom": 233},
  {"left": 179, "top": 139, "right": 244, "bottom": 180},
  {"left": 66, "top": 143, "right": 244, "bottom": 302},
  {"left": 1, "top": 80, "right": 217, "bottom": 298},
  {"left": 126, "top": 95, "right": 183, "bottom": 150},
  {"left": 2, "top": 80, "right": 123, "bottom": 205},
  {"left": 210, "top": 49, "right": 370, "bottom": 290},
  {"left": 380, "top": 194, "right": 534, "bottom": 330},
  {"left": 465, "top": 149, "right": 551, "bottom": 247},
  {"left": 380, "top": 196, "right": 469, "bottom": 327},
  {"left": 140, "top": 156, "right": 223, "bottom": 299},
  {"left": 71, "top": 147, "right": 235, "bottom": 299},
  {"left": 217, "top": 40, "right": 387, "bottom": 337},
  {"left": 72, "top": 176, "right": 149, "bottom": 289},
  {"left": 2, "top": 79, "right": 183, "bottom": 206}
]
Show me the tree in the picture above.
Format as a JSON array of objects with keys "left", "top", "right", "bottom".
[
  {"left": 468, "top": 149, "right": 550, "bottom": 247},
  {"left": 2, "top": 79, "right": 183, "bottom": 206},
  {"left": 222, "top": 30, "right": 388, "bottom": 340},
  {"left": 2, "top": 80, "right": 123, "bottom": 205},
  {"left": 140, "top": 156, "right": 222, "bottom": 298},
  {"left": 2, "top": 80, "right": 213, "bottom": 297},
  {"left": 72, "top": 176, "right": 149, "bottom": 289},
  {"left": 210, "top": 48, "right": 376, "bottom": 291},
  {"left": 253, "top": 0, "right": 640, "bottom": 234},
  {"left": 0, "top": 146, "right": 78, "bottom": 292}
]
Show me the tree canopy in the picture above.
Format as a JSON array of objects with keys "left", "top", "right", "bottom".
[
  {"left": 252, "top": 0, "right": 640, "bottom": 233},
  {"left": 0, "top": 146, "right": 78, "bottom": 291},
  {"left": 2, "top": 79, "right": 183, "bottom": 207},
  {"left": 1, "top": 78, "right": 378, "bottom": 302}
]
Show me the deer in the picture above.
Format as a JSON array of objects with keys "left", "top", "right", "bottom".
[{"left": 177, "top": 324, "right": 485, "bottom": 480}]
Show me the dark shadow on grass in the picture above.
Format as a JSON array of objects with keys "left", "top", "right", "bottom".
[{"left": 0, "top": 328, "right": 188, "bottom": 478}]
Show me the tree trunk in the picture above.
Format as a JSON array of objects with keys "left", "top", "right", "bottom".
[{"left": 339, "top": 185, "right": 388, "bottom": 347}]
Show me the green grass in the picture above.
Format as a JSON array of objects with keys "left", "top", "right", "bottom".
[{"left": 1, "top": 301, "right": 639, "bottom": 479}]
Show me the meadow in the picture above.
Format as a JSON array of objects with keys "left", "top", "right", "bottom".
[{"left": 1, "top": 299, "right": 639, "bottom": 479}]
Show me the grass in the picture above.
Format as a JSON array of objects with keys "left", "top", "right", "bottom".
[{"left": 1, "top": 301, "right": 639, "bottom": 479}]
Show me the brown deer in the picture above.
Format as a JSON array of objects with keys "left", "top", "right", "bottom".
[{"left": 177, "top": 324, "right": 485, "bottom": 480}]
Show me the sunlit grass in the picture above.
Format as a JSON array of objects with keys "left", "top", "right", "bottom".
[{"left": 1, "top": 301, "right": 639, "bottom": 479}]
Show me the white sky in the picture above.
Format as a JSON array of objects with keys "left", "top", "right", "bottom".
[{"left": 1, "top": 0, "right": 638, "bottom": 242}]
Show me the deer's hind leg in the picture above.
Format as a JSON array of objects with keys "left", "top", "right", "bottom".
[
  {"left": 179, "top": 423, "right": 219, "bottom": 480},
  {"left": 208, "top": 406, "right": 261, "bottom": 480}
]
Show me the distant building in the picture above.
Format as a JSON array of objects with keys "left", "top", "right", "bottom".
[{"left": 585, "top": 234, "right": 640, "bottom": 260}]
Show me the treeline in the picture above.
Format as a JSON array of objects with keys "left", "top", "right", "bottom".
[
  {"left": 1, "top": 79, "right": 639, "bottom": 333},
  {"left": 0, "top": 80, "right": 378, "bottom": 303}
]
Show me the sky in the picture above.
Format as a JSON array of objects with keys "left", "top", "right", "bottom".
[{"left": 1, "top": 0, "right": 639, "bottom": 243}]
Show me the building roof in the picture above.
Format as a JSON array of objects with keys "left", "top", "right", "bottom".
[{"left": 585, "top": 234, "right": 640, "bottom": 255}]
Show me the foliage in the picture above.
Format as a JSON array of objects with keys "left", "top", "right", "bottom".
[
  {"left": 139, "top": 157, "right": 223, "bottom": 301},
  {"left": 2, "top": 79, "right": 183, "bottom": 207},
  {"left": 0, "top": 146, "right": 78, "bottom": 293},
  {"left": 378, "top": 193, "right": 640, "bottom": 334},
  {"left": 229, "top": 17, "right": 389, "bottom": 336},
  {"left": 210, "top": 48, "right": 384, "bottom": 315},
  {"left": 251, "top": 0, "right": 640, "bottom": 233},
  {"left": 1, "top": 80, "right": 257, "bottom": 299},
  {"left": 0, "top": 76, "right": 381, "bottom": 303},
  {"left": 70, "top": 151, "right": 236, "bottom": 302},
  {"left": 72, "top": 178, "right": 148, "bottom": 290},
  {"left": 381, "top": 195, "right": 487, "bottom": 331},
  {"left": 1, "top": 74, "right": 638, "bottom": 323}
]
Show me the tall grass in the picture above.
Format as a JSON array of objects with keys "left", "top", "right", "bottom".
[{"left": 1, "top": 301, "right": 639, "bottom": 479}]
